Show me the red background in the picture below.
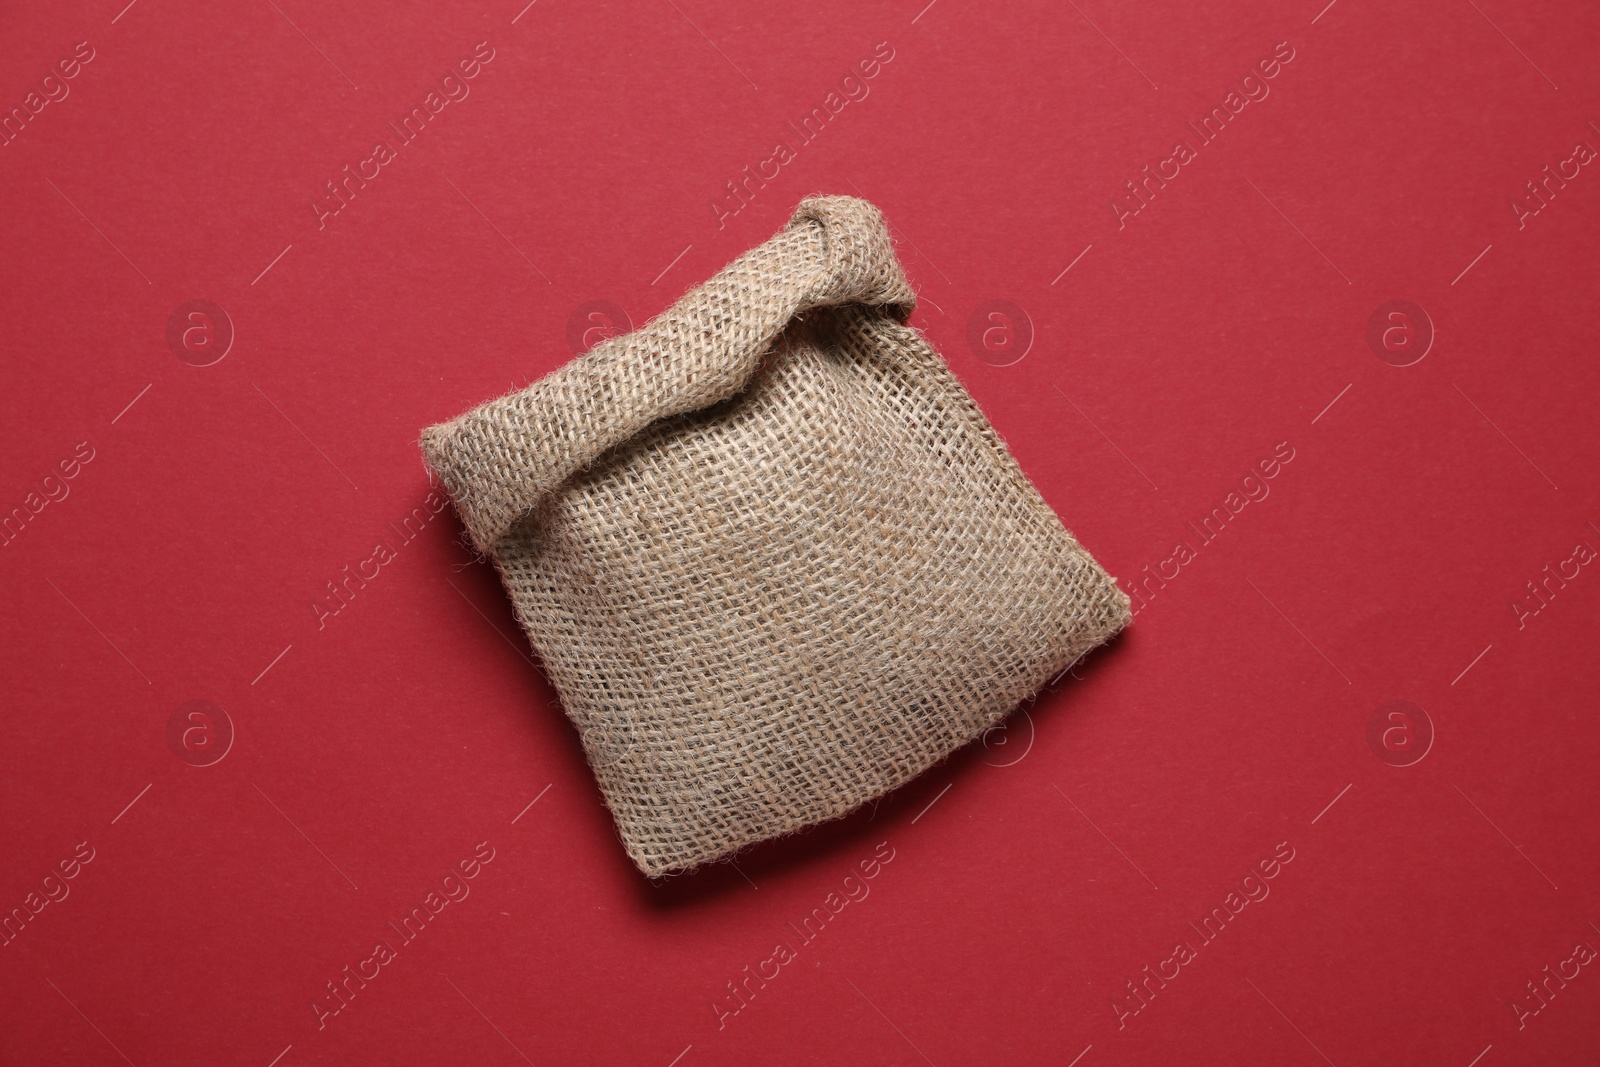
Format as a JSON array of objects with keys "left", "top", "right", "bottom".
[{"left": 3, "top": 1, "right": 1598, "bottom": 1064}]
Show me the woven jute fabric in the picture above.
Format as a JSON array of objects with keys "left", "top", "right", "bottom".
[{"left": 420, "top": 196, "right": 1130, "bottom": 876}]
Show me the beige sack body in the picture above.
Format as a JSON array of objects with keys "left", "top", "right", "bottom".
[{"left": 420, "top": 196, "right": 1130, "bottom": 876}]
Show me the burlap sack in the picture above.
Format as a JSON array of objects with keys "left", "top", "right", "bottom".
[{"left": 420, "top": 196, "right": 1130, "bottom": 876}]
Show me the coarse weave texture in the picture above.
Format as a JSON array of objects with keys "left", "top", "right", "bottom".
[{"left": 420, "top": 196, "right": 1131, "bottom": 876}]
